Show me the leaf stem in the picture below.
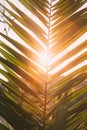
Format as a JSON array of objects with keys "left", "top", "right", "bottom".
[{"left": 43, "top": 0, "right": 52, "bottom": 129}]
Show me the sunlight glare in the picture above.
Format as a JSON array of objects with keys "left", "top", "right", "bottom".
[{"left": 39, "top": 52, "right": 49, "bottom": 67}]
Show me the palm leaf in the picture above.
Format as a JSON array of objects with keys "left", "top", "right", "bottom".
[{"left": 0, "top": 0, "right": 87, "bottom": 129}]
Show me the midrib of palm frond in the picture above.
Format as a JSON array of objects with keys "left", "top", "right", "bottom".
[{"left": 42, "top": 1, "right": 53, "bottom": 129}]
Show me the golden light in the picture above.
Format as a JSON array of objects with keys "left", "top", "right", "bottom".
[{"left": 39, "top": 52, "right": 49, "bottom": 67}]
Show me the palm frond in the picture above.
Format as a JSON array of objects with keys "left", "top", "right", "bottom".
[{"left": 0, "top": 0, "right": 87, "bottom": 129}]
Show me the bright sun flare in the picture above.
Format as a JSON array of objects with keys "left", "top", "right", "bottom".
[{"left": 39, "top": 53, "right": 49, "bottom": 67}]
